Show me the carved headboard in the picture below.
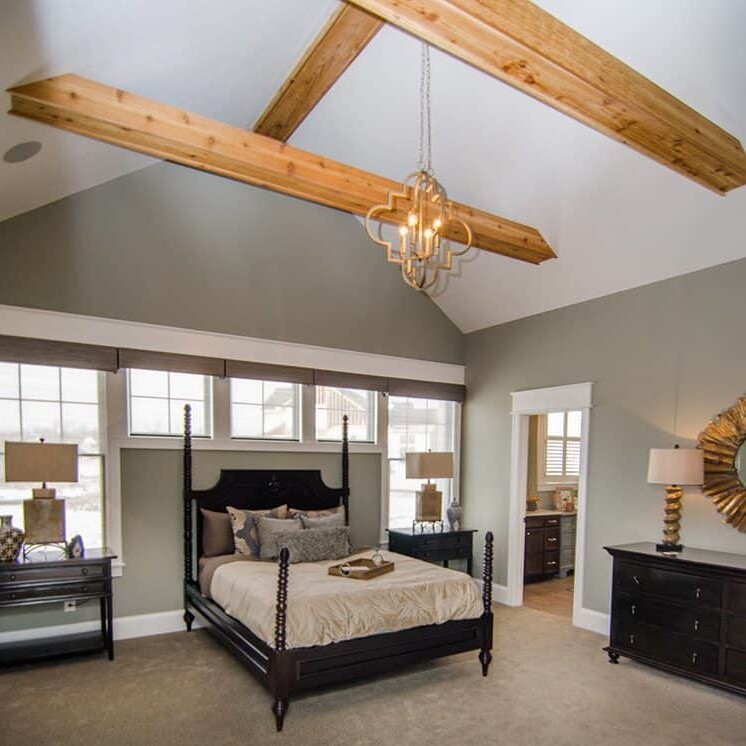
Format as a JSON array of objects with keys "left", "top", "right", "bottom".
[{"left": 182, "top": 405, "right": 349, "bottom": 582}]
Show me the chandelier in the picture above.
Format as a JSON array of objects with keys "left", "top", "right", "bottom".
[{"left": 365, "top": 44, "right": 473, "bottom": 293}]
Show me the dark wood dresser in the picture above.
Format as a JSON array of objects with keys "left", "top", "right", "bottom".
[
  {"left": 525, "top": 512, "right": 576, "bottom": 579},
  {"left": 605, "top": 542, "right": 746, "bottom": 696},
  {"left": 0, "top": 549, "right": 116, "bottom": 665},
  {"left": 387, "top": 528, "right": 475, "bottom": 575}
]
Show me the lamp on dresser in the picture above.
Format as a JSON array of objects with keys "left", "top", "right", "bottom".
[
  {"left": 647, "top": 444, "right": 704, "bottom": 553},
  {"left": 406, "top": 451, "right": 453, "bottom": 528},
  {"left": 4, "top": 439, "right": 78, "bottom": 555}
]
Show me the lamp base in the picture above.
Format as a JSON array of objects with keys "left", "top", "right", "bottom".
[
  {"left": 415, "top": 483, "right": 443, "bottom": 523},
  {"left": 656, "top": 542, "right": 683, "bottom": 553}
]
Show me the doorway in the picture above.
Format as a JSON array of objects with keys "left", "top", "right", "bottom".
[{"left": 506, "top": 383, "right": 596, "bottom": 631}]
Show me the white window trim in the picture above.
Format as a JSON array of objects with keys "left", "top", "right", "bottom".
[
  {"left": 0, "top": 304, "right": 465, "bottom": 580},
  {"left": 535, "top": 413, "right": 580, "bottom": 491}
]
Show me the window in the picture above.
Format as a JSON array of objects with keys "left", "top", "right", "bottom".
[
  {"left": 0, "top": 363, "right": 105, "bottom": 547},
  {"left": 315, "top": 386, "right": 376, "bottom": 442},
  {"left": 128, "top": 369, "right": 212, "bottom": 437},
  {"left": 230, "top": 379, "right": 300, "bottom": 440},
  {"left": 538, "top": 410, "right": 581, "bottom": 487},
  {"left": 387, "top": 396, "right": 456, "bottom": 528}
]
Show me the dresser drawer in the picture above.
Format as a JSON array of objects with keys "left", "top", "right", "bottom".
[
  {"left": 614, "top": 592, "right": 720, "bottom": 642},
  {"left": 724, "top": 649, "right": 746, "bottom": 683},
  {"left": 611, "top": 618, "right": 719, "bottom": 674},
  {"left": 727, "top": 580, "right": 746, "bottom": 616},
  {"left": 0, "top": 579, "right": 108, "bottom": 604},
  {"left": 0, "top": 563, "right": 108, "bottom": 586},
  {"left": 725, "top": 614, "right": 746, "bottom": 650},
  {"left": 543, "top": 551, "right": 559, "bottom": 573},
  {"left": 615, "top": 561, "right": 721, "bottom": 607},
  {"left": 543, "top": 517, "right": 560, "bottom": 528},
  {"left": 412, "top": 547, "right": 471, "bottom": 562},
  {"left": 544, "top": 528, "right": 560, "bottom": 550},
  {"left": 414, "top": 533, "right": 470, "bottom": 551},
  {"left": 525, "top": 516, "right": 546, "bottom": 529}
]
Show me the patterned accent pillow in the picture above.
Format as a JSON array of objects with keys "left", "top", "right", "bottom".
[
  {"left": 275, "top": 526, "right": 351, "bottom": 564},
  {"left": 300, "top": 511, "right": 345, "bottom": 529},
  {"left": 288, "top": 505, "right": 343, "bottom": 519},
  {"left": 257, "top": 516, "right": 303, "bottom": 560},
  {"left": 226, "top": 505, "right": 288, "bottom": 558}
]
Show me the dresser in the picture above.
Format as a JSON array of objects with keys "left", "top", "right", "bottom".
[
  {"left": 0, "top": 549, "right": 116, "bottom": 665},
  {"left": 387, "top": 528, "right": 475, "bottom": 575},
  {"left": 605, "top": 543, "right": 746, "bottom": 696},
  {"left": 524, "top": 512, "right": 576, "bottom": 579}
]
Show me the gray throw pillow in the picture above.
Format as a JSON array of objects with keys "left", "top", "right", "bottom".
[
  {"left": 257, "top": 516, "right": 302, "bottom": 560},
  {"left": 227, "top": 505, "right": 288, "bottom": 558},
  {"left": 275, "top": 526, "right": 351, "bottom": 564},
  {"left": 300, "top": 511, "right": 345, "bottom": 530}
]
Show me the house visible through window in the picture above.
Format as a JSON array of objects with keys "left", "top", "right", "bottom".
[
  {"left": 539, "top": 410, "right": 581, "bottom": 487},
  {"left": 230, "top": 379, "right": 300, "bottom": 440},
  {"left": 128, "top": 369, "right": 212, "bottom": 437},
  {"left": 315, "top": 386, "right": 376, "bottom": 442},
  {"left": 0, "top": 363, "right": 105, "bottom": 547},
  {"left": 388, "top": 396, "right": 456, "bottom": 528}
]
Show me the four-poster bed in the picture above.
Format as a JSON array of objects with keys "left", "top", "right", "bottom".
[{"left": 181, "top": 405, "right": 494, "bottom": 731}]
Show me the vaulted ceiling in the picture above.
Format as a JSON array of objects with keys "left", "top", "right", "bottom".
[{"left": 2, "top": 0, "right": 745, "bottom": 333}]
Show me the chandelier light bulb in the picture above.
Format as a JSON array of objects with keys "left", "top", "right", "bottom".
[
  {"left": 407, "top": 213, "right": 417, "bottom": 227},
  {"left": 433, "top": 218, "right": 442, "bottom": 230},
  {"left": 424, "top": 228, "right": 433, "bottom": 239},
  {"left": 399, "top": 226, "right": 409, "bottom": 237}
]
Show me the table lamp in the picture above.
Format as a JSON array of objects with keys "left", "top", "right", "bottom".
[
  {"left": 4, "top": 440, "right": 78, "bottom": 547},
  {"left": 647, "top": 444, "right": 704, "bottom": 552},
  {"left": 406, "top": 451, "right": 453, "bottom": 523}
]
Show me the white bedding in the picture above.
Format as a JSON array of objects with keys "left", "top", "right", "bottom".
[{"left": 209, "top": 550, "right": 484, "bottom": 649}]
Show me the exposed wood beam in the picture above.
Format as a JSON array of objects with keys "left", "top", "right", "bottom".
[
  {"left": 255, "top": 4, "right": 382, "bottom": 141},
  {"left": 7, "top": 74, "right": 555, "bottom": 264},
  {"left": 346, "top": 0, "right": 746, "bottom": 194}
]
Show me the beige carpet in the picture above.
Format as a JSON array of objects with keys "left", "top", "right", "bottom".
[{"left": 1, "top": 604, "right": 742, "bottom": 746}]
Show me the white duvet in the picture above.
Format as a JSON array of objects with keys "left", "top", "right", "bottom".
[{"left": 210, "top": 550, "right": 484, "bottom": 649}]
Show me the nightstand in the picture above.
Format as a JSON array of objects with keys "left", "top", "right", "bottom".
[
  {"left": 0, "top": 548, "right": 116, "bottom": 665},
  {"left": 387, "top": 528, "right": 476, "bottom": 575}
]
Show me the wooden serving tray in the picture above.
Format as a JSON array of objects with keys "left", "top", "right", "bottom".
[{"left": 328, "top": 558, "right": 395, "bottom": 580}]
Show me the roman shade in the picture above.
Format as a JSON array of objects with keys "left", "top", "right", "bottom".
[
  {"left": 0, "top": 334, "right": 118, "bottom": 373},
  {"left": 225, "top": 359, "right": 313, "bottom": 386},
  {"left": 118, "top": 348, "right": 224, "bottom": 377},
  {"left": 387, "top": 378, "right": 465, "bottom": 403},
  {"left": 313, "top": 369, "right": 388, "bottom": 393}
]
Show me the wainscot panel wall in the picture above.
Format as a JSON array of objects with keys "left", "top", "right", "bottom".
[
  {"left": 463, "top": 256, "right": 746, "bottom": 616},
  {"left": 0, "top": 162, "right": 464, "bottom": 365}
]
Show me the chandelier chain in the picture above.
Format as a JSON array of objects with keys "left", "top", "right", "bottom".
[{"left": 418, "top": 43, "right": 433, "bottom": 174}]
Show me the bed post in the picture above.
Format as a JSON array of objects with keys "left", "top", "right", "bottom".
[
  {"left": 183, "top": 404, "right": 195, "bottom": 632},
  {"left": 479, "top": 530, "right": 494, "bottom": 676},
  {"left": 271, "top": 547, "right": 291, "bottom": 731},
  {"left": 342, "top": 414, "right": 350, "bottom": 525}
]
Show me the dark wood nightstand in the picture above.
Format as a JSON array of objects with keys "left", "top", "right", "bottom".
[
  {"left": 387, "top": 528, "right": 476, "bottom": 575},
  {"left": 0, "top": 548, "right": 116, "bottom": 665}
]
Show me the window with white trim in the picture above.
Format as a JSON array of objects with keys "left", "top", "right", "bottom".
[
  {"left": 538, "top": 410, "right": 581, "bottom": 488},
  {"left": 0, "top": 363, "right": 105, "bottom": 547},
  {"left": 230, "top": 379, "right": 301, "bottom": 440},
  {"left": 315, "top": 386, "right": 376, "bottom": 442},
  {"left": 387, "top": 396, "right": 456, "bottom": 528},
  {"left": 128, "top": 369, "right": 212, "bottom": 437}
]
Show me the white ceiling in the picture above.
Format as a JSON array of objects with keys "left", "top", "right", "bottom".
[{"left": 2, "top": 0, "right": 746, "bottom": 333}]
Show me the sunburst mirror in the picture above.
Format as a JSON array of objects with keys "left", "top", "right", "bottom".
[{"left": 698, "top": 394, "right": 746, "bottom": 531}]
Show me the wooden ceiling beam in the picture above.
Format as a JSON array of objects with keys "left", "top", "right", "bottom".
[
  {"left": 7, "top": 74, "right": 555, "bottom": 264},
  {"left": 346, "top": 0, "right": 746, "bottom": 194},
  {"left": 254, "top": 4, "right": 383, "bottom": 141}
]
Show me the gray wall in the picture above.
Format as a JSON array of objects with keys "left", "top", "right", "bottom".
[
  {"left": 0, "top": 448, "right": 379, "bottom": 632},
  {"left": 0, "top": 162, "right": 464, "bottom": 365},
  {"left": 463, "top": 257, "right": 746, "bottom": 614}
]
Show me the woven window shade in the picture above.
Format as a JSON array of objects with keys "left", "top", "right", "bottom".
[
  {"left": 0, "top": 334, "right": 118, "bottom": 372},
  {"left": 118, "top": 348, "right": 224, "bottom": 377},
  {"left": 225, "top": 359, "right": 313, "bottom": 385}
]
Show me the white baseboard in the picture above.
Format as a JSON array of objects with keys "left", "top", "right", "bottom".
[
  {"left": 573, "top": 607, "right": 610, "bottom": 636},
  {"left": 0, "top": 608, "right": 200, "bottom": 645}
]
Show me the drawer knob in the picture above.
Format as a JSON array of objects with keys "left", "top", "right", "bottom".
[
  {"left": 546, "top": 561, "right": 557, "bottom": 567},
  {"left": 633, "top": 575, "right": 641, "bottom": 586},
  {"left": 631, "top": 604, "right": 637, "bottom": 616},
  {"left": 82, "top": 586, "right": 88, "bottom": 592},
  {"left": 10, "top": 592, "right": 18, "bottom": 600},
  {"left": 81, "top": 568, "right": 89, "bottom": 576},
  {"left": 691, "top": 652, "right": 698, "bottom": 664},
  {"left": 629, "top": 634, "right": 635, "bottom": 645},
  {"left": 526, "top": 531, "right": 532, "bottom": 536},
  {"left": 694, "top": 619, "right": 699, "bottom": 632},
  {"left": 547, "top": 537, "right": 557, "bottom": 543},
  {"left": 695, "top": 587, "right": 701, "bottom": 600},
  {"left": 10, "top": 574, "right": 16, "bottom": 581}
]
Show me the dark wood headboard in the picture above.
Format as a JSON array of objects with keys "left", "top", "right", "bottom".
[{"left": 182, "top": 405, "right": 349, "bottom": 583}]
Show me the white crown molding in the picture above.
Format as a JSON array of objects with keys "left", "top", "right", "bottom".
[
  {"left": 511, "top": 382, "right": 593, "bottom": 414},
  {"left": 0, "top": 304, "right": 465, "bottom": 384}
]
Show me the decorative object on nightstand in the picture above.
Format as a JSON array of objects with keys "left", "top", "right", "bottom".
[
  {"left": 0, "top": 515, "right": 24, "bottom": 562},
  {"left": 66, "top": 534, "right": 85, "bottom": 559},
  {"left": 406, "top": 451, "right": 453, "bottom": 527},
  {"left": 446, "top": 496, "right": 463, "bottom": 530},
  {"left": 4, "top": 440, "right": 78, "bottom": 556},
  {"left": 647, "top": 445, "right": 704, "bottom": 553},
  {"left": 698, "top": 393, "right": 746, "bottom": 532}
]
